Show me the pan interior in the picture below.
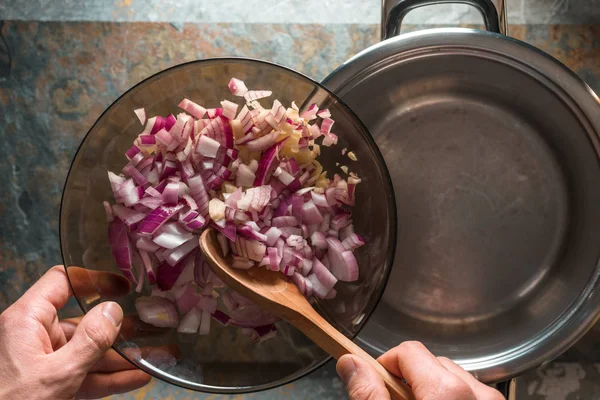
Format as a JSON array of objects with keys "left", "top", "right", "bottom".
[{"left": 331, "top": 49, "right": 600, "bottom": 381}]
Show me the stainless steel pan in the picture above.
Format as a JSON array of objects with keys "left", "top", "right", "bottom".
[{"left": 323, "top": 0, "right": 600, "bottom": 389}]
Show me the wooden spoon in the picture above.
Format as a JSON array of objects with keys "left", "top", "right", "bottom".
[{"left": 199, "top": 229, "right": 414, "bottom": 400}]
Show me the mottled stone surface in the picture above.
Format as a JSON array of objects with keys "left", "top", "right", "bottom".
[
  {"left": 2, "top": 0, "right": 600, "bottom": 24},
  {"left": 1, "top": 20, "right": 600, "bottom": 399}
]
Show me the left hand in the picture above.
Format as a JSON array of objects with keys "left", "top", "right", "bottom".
[{"left": 0, "top": 265, "right": 151, "bottom": 399}]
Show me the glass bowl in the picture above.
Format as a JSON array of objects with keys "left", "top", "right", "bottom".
[{"left": 59, "top": 58, "right": 396, "bottom": 394}]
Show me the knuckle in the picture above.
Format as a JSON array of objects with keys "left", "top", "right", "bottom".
[
  {"left": 48, "top": 265, "right": 67, "bottom": 277},
  {"left": 437, "top": 356, "right": 452, "bottom": 364},
  {"left": 482, "top": 387, "right": 507, "bottom": 400},
  {"left": 81, "top": 323, "right": 112, "bottom": 351},
  {"left": 397, "top": 340, "right": 427, "bottom": 353},
  {"left": 442, "top": 378, "right": 474, "bottom": 399}
]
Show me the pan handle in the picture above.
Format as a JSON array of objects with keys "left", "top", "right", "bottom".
[{"left": 381, "top": 0, "right": 507, "bottom": 40}]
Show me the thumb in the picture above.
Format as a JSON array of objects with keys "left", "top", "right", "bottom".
[
  {"left": 55, "top": 301, "right": 123, "bottom": 372},
  {"left": 337, "top": 355, "right": 391, "bottom": 400}
]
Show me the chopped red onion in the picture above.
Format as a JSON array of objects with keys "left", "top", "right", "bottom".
[{"left": 106, "top": 78, "right": 365, "bottom": 338}]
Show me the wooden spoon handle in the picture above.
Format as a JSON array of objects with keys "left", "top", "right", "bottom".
[{"left": 292, "top": 308, "right": 415, "bottom": 400}]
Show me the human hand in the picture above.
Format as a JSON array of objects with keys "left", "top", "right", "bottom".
[
  {"left": 337, "top": 341, "right": 504, "bottom": 400},
  {"left": 0, "top": 266, "right": 151, "bottom": 399}
]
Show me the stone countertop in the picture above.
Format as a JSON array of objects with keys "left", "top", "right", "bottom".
[{"left": 1, "top": 15, "right": 600, "bottom": 400}]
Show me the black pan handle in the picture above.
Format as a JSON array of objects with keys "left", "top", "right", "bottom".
[{"left": 381, "top": 0, "right": 507, "bottom": 40}]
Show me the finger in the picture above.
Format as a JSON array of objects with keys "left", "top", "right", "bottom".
[
  {"left": 378, "top": 341, "right": 475, "bottom": 400},
  {"left": 66, "top": 267, "right": 131, "bottom": 304},
  {"left": 58, "top": 320, "right": 169, "bottom": 374},
  {"left": 61, "top": 314, "right": 168, "bottom": 341},
  {"left": 61, "top": 315, "right": 173, "bottom": 373},
  {"left": 53, "top": 301, "right": 124, "bottom": 373},
  {"left": 91, "top": 349, "right": 137, "bottom": 373},
  {"left": 76, "top": 370, "right": 151, "bottom": 399},
  {"left": 437, "top": 357, "right": 478, "bottom": 383},
  {"left": 377, "top": 341, "right": 446, "bottom": 381},
  {"left": 337, "top": 355, "right": 391, "bottom": 400},
  {"left": 16, "top": 265, "right": 72, "bottom": 313},
  {"left": 437, "top": 358, "right": 505, "bottom": 400},
  {"left": 60, "top": 319, "right": 79, "bottom": 340},
  {"left": 9, "top": 266, "right": 72, "bottom": 351}
]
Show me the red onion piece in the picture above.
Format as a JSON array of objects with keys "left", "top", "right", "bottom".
[
  {"left": 196, "top": 135, "right": 220, "bottom": 158},
  {"left": 136, "top": 296, "right": 179, "bottom": 328},
  {"left": 199, "top": 310, "right": 211, "bottom": 335},
  {"left": 221, "top": 100, "right": 239, "bottom": 120},
  {"left": 103, "top": 201, "right": 115, "bottom": 222},
  {"left": 177, "top": 307, "right": 202, "bottom": 333},
  {"left": 244, "top": 90, "right": 272, "bottom": 102},
  {"left": 316, "top": 109, "right": 331, "bottom": 119},
  {"left": 134, "top": 108, "right": 146, "bottom": 125},
  {"left": 174, "top": 284, "right": 202, "bottom": 315},
  {"left": 108, "top": 219, "right": 135, "bottom": 282},
  {"left": 137, "top": 204, "right": 184, "bottom": 235},
  {"left": 197, "top": 296, "right": 218, "bottom": 313},
  {"left": 300, "top": 103, "right": 318, "bottom": 121},
  {"left": 178, "top": 98, "right": 207, "bottom": 119},
  {"left": 236, "top": 164, "right": 256, "bottom": 188},
  {"left": 139, "top": 249, "right": 157, "bottom": 285},
  {"left": 125, "top": 145, "right": 141, "bottom": 161},
  {"left": 228, "top": 77, "right": 249, "bottom": 97}
]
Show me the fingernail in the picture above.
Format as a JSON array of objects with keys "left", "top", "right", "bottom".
[
  {"left": 338, "top": 356, "right": 358, "bottom": 385},
  {"left": 102, "top": 302, "right": 123, "bottom": 327}
]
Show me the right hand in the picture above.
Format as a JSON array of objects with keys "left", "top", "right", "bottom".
[{"left": 337, "top": 341, "right": 504, "bottom": 400}]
